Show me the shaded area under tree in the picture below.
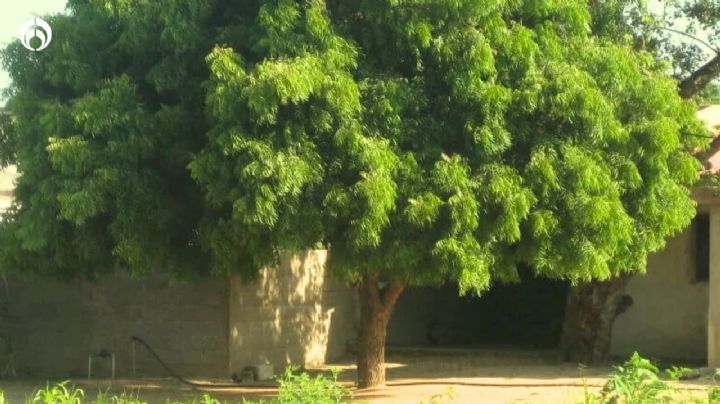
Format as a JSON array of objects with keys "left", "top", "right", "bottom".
[{"left": 388, "top": 269, "right": 569, "bottom": 349}]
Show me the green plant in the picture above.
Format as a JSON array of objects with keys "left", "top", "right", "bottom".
[
  {"left": 199, "top": 395, "right": 220, "bottom": 404},
  {"left": 579, "top": 364, "right": 602, "bottom": 404},
  {"left": 95, "top": 390, "right": 146, "bottom": 404},
  {"left": 0, "top": 389, "right": 6, "bottom": 404},
  {"left": 28, "top": 382, "right": 84, "bottom": 404},
  {"left": 580, "top": 356, "right": 720, "bottom": 404},
  {"left": 666, "top": 366, "right": 694, "bottom": 381},
  {"left": 184, "top": 395, "right": 221, "bottom": 404},
  {"left": 600, "top": 352, "right": 675, "bottom": 403},
  {"left": 709, "top": 387, "right": 720, "bottom": 404},
  {"left": 704, "top": 369, "right": 720, "bottom": 404},
  {"left": 273, "top": 366, "right": 350, "bottom": 404}
]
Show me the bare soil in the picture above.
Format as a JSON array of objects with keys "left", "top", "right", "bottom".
[{"left": 0, "top": 347, "right": 712, "bottom": 403}]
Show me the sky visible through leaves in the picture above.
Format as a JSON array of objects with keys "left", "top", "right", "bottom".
[{"left": 0, "top": 0, "right": 67, "bottom": 105}]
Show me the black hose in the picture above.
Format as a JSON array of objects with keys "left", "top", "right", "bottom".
[
  {"left": 135, "top": 336, "right": 703, "bottom": 393},
  {"left": 130, "top": 336, "right": 270, "bottom": 389}
]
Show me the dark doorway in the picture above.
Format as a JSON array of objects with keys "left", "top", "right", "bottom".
[
  {"left": 387, "top": 268, "right": 569, "bottom": 348},
  {"left": 694, "top": 213, "right": 710, "bottom": 282}
]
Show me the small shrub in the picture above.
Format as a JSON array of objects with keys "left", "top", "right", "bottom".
[
  {"left": 275, "top": 366, "right": 351, "bottom": 404},
  {"left": 600, "top": 352, "right": 675, "bottom": 403},
  {"left": 29, "top": 382, "right": 84, "bottom": 404},
  {"left": 666, "top": 366, "right": 694, "bottom": 381},
  {"left": 579, "top": 353, "right": 720, "bottom": 404},
  {"left": 709, "top": 387, "right": 720, "bottom": 404},
  {"left": 199, "top": 395, "right": 221, "bottom": 404}
]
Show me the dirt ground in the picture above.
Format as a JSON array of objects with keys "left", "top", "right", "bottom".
[{"left": 0, "top": 347, "right": 712, "bottom": 403}]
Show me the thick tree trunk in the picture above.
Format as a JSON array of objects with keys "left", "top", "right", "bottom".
[
  {"left": 356, "top": 275, "right": 404, "bottom": 389},
  {"left": 679, "top": 54, "right": 720, "bottom": 99},
  {"left": 559, "top": 275, "right": 632, "bottom": 363}
]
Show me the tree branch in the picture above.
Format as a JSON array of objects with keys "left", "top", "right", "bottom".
[
  {"left": 360, "top": 273, "right": 381, "bottom": 308},
  {"left": 651, "top": 26, "right": 720, "bottom": 99},
  {"left": 380, "top": 282, "right": 404, "bottom": 313},
  {"left": 679, "top": 54, "right": 720, "bottom": 99},
  {"left": 657, "top": 26, "right": 720, "bottom": 55}
]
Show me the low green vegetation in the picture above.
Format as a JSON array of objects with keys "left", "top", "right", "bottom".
[
  {"left": 583, "top": 352, "right": 720, "bottom": 404},
  {"left": 268, "top": 366, "right": 349, "bottom": 404},
  {"left": 29, "top": 382, "right": 83, "bottom": 404},
  {"left": 238, "top": 366, "right": 351, "bottom": 404},
  {"left": 6, "top": 354, "right": 720, "bottom": 403},
  {"left": 94, "top": 390, "right": 145, "bottom": 404},
  {"left": 0, "top": 367, "right": 352, "bottom": 404}
]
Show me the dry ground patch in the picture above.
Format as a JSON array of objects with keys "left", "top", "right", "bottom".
[{"left": 0, "top": 347, "right": 712, "bottom": 403}]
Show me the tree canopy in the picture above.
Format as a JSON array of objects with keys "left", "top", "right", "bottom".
[
  {"left": 0, "top": 0, "right": 704, "bottom": 286},
  {"left": 0, "top": 0, "right": 710, "bottom": 387},
  {"left": 588, "top": 0, "right": 720, "bottom": 101},
  {"left": 192, "top": 0, "right": 709, "bottom": 293}
]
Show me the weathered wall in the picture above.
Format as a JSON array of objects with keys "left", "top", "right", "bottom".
[
  {"left": 0, "top": 274, "right": 228, "bottom": 378},
  {"left": 707, "top": 205, "right": 720, "bottom": 367},
  {"left": 611, "top": 221, "right": 708, "bottom": 362},
  {"left": 0, "top": 250, "right": 358, "bottom": 379},
  {"left": 228, "top": 250, "right": 358, "bottom": 373}
]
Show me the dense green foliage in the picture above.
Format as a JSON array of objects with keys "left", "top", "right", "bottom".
[
  {"left": 193, "top": 0, "right": 708, "bottom": 291},
  {"left": 0, "top": 0, "right": 215, "bottom": 277},
  {"left": 0, "top": 0, "right": 709, "bottom": 296},
  {"left": 588, "top": 0, "right": 720, "bottom": 101}
]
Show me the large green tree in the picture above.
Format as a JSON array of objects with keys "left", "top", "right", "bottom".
[
  {"left": 0, "top": 0, "right": 709, "bottom": 387},
  {"left": 558, "top": 0, "right": 720, "bottom": 362}
]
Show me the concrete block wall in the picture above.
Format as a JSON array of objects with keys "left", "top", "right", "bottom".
[
  {"left": 0, "top": 250, "right": 357, "bottom": 379},
  {"left": 228, "top": 250, "right": 358, "bottom": 374},
  {"left": 0, "top": 274, "right": 228, "bottom": 378}
]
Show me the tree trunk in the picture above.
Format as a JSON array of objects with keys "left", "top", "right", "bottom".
[
  {"left": 559, "top": 275, "right": 632, "bottom": 363},
  {"left": 356, "top": 275, "right": 404, "bottom": 388},
  {"left": 679, "top": 54, "right": 720, "bottom": 99}
]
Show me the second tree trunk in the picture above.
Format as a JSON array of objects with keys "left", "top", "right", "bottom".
[{"left": 559, "top": 275, "right": 632, "bottom": 363}]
